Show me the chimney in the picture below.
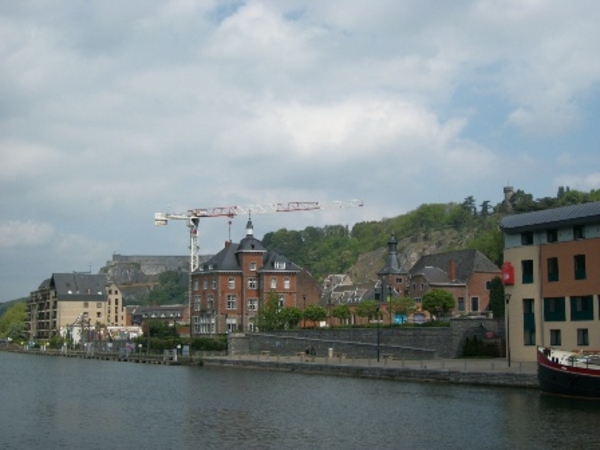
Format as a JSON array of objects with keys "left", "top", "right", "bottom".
[{"left": 448, "top": 260, "right": 456, "bottom": 281}]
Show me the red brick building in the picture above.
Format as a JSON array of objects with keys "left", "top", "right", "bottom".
[
  {"left": 190, "top": 219, "right": 319, "bottom": 335},
  {"left": 409, "top": 249, "right": 501, "bottom": 316}
]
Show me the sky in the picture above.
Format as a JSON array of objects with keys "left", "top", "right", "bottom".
[{"left": 2, "top": 0, "right": 600, "bottom": 302}]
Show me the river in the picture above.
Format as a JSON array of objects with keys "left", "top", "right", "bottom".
[{"left": 1, "top": 352, "right": 600, "bottom": 450}]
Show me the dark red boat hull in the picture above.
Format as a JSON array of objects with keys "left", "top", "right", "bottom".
[{"left": 537, "top": 351, "right": 600, "bottom": 399}]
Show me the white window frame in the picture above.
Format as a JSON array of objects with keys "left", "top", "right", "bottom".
[
  {"left": 248, "top": 277, "right": 257, "bottom": 289},
  {"left": 228, "top": 277, "right": 235, "bottom": 289},
  {"left": 283, "top": 277, "right": 290, "bottom": 289},
  {"left": 226, "top": 294, "right": 237, "bottom": 310},
  {"left": 248, "top": 298, "right": 258, "bottom": 311},
  {"left": 270, "top": 277, "right": 277, "bottom": 289},
  {"left": 194, "top": 295, "right": 201, "bottom": 311},
  {"left": 250, "top": 261, "right": 257, "bottom": 271}
]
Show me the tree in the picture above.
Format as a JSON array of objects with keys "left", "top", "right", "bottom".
[
  {"left": 388, "top": 296, "right": 416, "bottom": 324},
  {"left": 303, "top": 304, "right": 327, "bottom": 327},
  {"left": 0, "top": 302, "right": 26, "bottom": 340},
  {"left": 422, "top": 289, "right": 455, "bottom": 320},
  {"left": 487, "top": 277, "right": 505, "bottom": 318},
  {"left": 355, "top": 300, "right": 379, "bottom": 321},
  {"left": 280, "top": 307, "right": 303, "bottom": 329},
  {"left": 256, "top": 292, "right": 282, "bottom": 331},
  {"left": 332, "top": 304, "right": 351, "bottom": 325}
]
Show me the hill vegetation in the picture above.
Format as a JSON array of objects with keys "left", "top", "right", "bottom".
[{"left": 262, "top": 186, "right": 600, "bottom": 283}]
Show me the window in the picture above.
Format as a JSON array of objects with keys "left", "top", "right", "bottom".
[
  {"left": 574, "top": 255, "right": 586, "bottom": 280},
  {"left": 457, "top": 297, "right": 465, "bottom": 311},
  {"left": 207, "top": 295, "right": 214, "bottom": 311},
  {"left": 523, "top": 298, "right": 536, "bottom": 346},
  {"left": 226, "top": 318, "right": 237, "bottom": 333},
  {"left": 212, "top": 278, "right": 217, "bottom": 289},
  {"left": 226, "top": 295, "right": 237, "bottom": 310},
  {"left": 550, "top": 329, "right": 561, "bottom": 346},
  {"left": 248, "top": 277, "right": 257, "bottom": 289},
  {"left": 228, "top": 277, "right": 235, "bottom": 289},
  {"left": 96, "top": 302, "right": 102, "bottom": 308},
  {"left": 522, "top": 260, "right": 534, "bottom": 284},
  {"left": 270, "top": 277, "right": 277, "bottom": 289},
  {"left": 546, "top": 229, "right": 558, "bottom": 243},
  {"left": 278, "top": 295, "right": 285, "bottom": 307},
  {"left": 521, "top": 231, "right": 534, "bottom": 245},
  {"left": 577, "top": 328, "right": 589, "bottom": 346},
  {"left": 275, "top": 261, "right": 286, "bottom": 269},
  {"left": 250, "top": 261, "right": 257, "bottom": 271},
  {"left": 193, "top": 279, "right": 199, "bottom": 290},
  {"left": 547, "top": 257, "right": 559, "bottom": 282},
  {"left": 115, "top": 298, "right": 119, "bottom": 306},
  {"left": 471, "top": 296, "right": 479, "bottom": 312},
  {"left": 284, "top": 278, "right": 290, "bottom": 289},
  {"left": 203, "top": 279, "right": 208, "bottom": 289},
  {"left": 96, "top": 312, "right": 101, "bottom": 318},
  {"left": 248, "top": 298, "right": 258, "bottom": 311},
  {"left": 544, "top": 297, "right": 566, "bottom": 321},
  {"left": 395, "top": 277, "right": 403, "bottom": 284},
  {"left": 420, "top": 283, "right": 424, "bottom": 291},
  {"left": 194, "top": 295, "right": 201, "bottom": 312},
  {"left": 571, "top": 296, "right": 593, "bottom": 321},
  {"left": 83, "top": 302, "right": 89, "bottom": 308},
  {"left": 573, "top": 225, "right": 585, "bottom": 240}
]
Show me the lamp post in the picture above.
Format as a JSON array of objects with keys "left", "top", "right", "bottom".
[
  {"left": 505, "top": 293, "right": 512, "bottom": 367},
  {"left": 376, "top": 305, "right": 380, "bottom": 362},
  {"left": 388, "top": 285, "right": 393, "bottom": 325},
  {"left": 303, "top": 295, "right": 306, "bottom": 329}
]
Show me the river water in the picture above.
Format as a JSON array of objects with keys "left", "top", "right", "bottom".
[{"left": 1, "top": 352, "right": 600, "bottom": 450}]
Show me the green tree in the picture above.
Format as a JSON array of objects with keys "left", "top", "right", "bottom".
[
  {"left": 422, "top": 289, "right": 455, "bottom": 320},
  {"left": 332, "top": 304, "right": 351, "bottom": 325},
  {"left": 388, "top": 296, "right": 416, "bottom": 324},
  {"left": 0, "top": 302, "right": 26, "bottom": 339},
  {"left": 280, "top": 307, "right": 303, "bottom": 329},
  {"left": 303, "top": 304, "right": 327, "bottom": 327},
  {"left": 145, "top": 270, "right": 187, "bottom": 306},
  {"left": 487, "top": 277, "right": 505, "bottom": 318},
  {"left": 355, "top": 300, "right": 379, "bottom": 321}
]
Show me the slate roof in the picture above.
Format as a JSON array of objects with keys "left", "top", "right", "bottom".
[
  {"left": 410, "top": 249, "right": 500, "bottom": 282},
  {"left": 500, "top": 201, "right": 600, "bottom": 233},
  {"left": 202, "top": 243, "right": 242, "bottom": 272},
  {"left": 49, "top": 273, "right": 110, "bottom": 301},
  {"left": 198, "top": 239, "right": 300, "bottom": 274},
  {"left": 378, "top": 233, "right": 407, "bottom": 275}
]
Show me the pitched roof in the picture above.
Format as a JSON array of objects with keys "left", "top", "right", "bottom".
[
  {"left": 49, "top": 273, "right": 110, "bottom": 301},
  {"left": 409, "top": 249, "right": 500, "bottom": 282},
  {"left": 201, "top": 243, "right": 242, "bottom": 272},
  {"left": 500, "top": 201, "right": 600, "bottom": 233}
]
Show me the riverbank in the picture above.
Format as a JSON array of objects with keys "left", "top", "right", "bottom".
[
  {"left": 1, "top": 346, "right": 538, "bottom": 388},
  {"left": 203, "top": 354, "right": 539, "bottom": 389}
]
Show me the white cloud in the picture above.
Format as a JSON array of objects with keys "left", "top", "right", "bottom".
[{"left": 0, "top": 220, "right": 55, "bottom": 248}]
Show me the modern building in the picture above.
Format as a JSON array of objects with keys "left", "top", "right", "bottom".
[
  {"left": 189, "top": 218, "right": 319, "bottom": 335},
  {"left": 409, "top": 248, "right": 501, "bottom": 317},
  {"left": 500, "top": 201, "right": 600, "bottom": 362},
  {"left": 27, "top": 273, "right": 125, "bottom": 341}
]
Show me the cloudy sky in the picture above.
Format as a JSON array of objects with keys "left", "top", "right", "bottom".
[{"left": 2, "top": 1, "right": 600, "bottom": 302}]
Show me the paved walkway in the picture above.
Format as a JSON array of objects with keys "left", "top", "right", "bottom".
[{"left": 211, "top": 354, "right": 537, "bottom": 374}]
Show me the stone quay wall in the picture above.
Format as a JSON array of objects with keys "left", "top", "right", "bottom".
[
  {"left": 205, "top": 358, "right": 538, "bottom": 389},
  {"left": 229, "top": 318, "right": 504, "bottom": 360}
]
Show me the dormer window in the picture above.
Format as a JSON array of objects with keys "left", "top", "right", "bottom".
[{"left": 275, "top": 262, "right": 286, "bottom": 269}]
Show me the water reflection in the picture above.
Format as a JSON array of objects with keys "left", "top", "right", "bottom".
[{"left": 2, "top": 353, "right": 600, "bottom": 450}]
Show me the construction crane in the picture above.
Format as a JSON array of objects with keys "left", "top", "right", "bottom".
[{"left": 154, "top": 199, "right": 364, "bottom": 273}]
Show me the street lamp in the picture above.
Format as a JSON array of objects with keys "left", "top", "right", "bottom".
[
  {"left": 376, "top": 305, "right": 380, "bottom": 362},
  {"left": 388, "top": 285, "right": 393, "bottom": 325},
  {"left": 505, "top": 293, "right": 512, "bottom": 367},
  {"left": 303, "top": 295, "right": 306, "bottom": 329}
]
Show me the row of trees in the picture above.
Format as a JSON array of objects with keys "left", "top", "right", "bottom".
[{"left": 256, "top": 289, "right": 457, "bottom": 332}]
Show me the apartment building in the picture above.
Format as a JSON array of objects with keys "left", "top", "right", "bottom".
[
  {"left": 27, "top": 273, "right": 125, "bottom": 341},
  {"left": 500, "top": 201, "right": 600, "bottom": 362}
]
